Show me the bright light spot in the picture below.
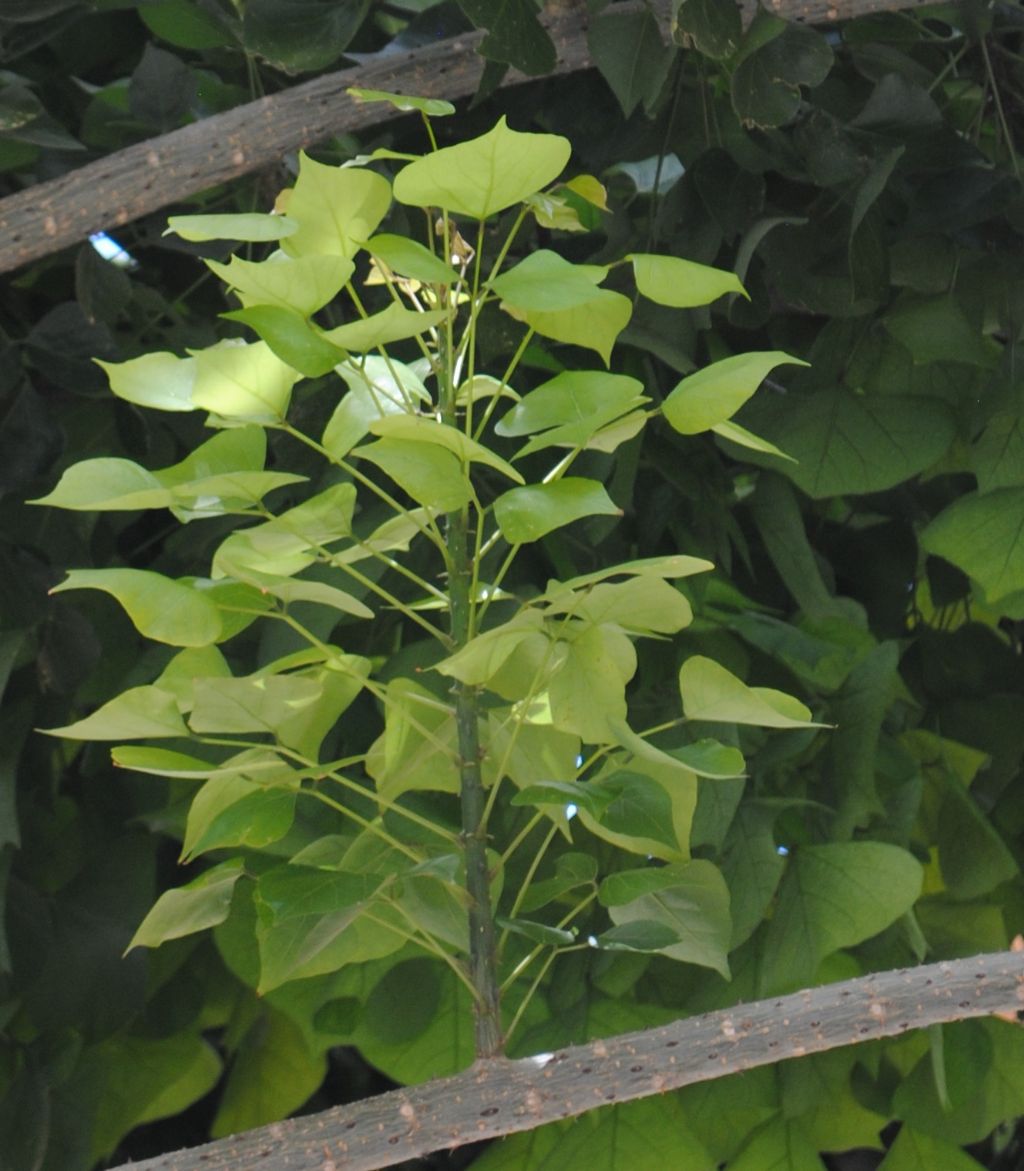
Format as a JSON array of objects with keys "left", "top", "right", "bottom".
[
  {"left": 587, "top": 934, "right": 599, "bottom": 947},
  {"left": 777, "top": 845, "right": 790, "bottom": 856},
  {"left": 565, "top": 803, "right": 578, "bottom": 820},
  {"left": 527, "top": 1052, "right": 554, "bottom": 1067},
  {"left": 89, "top": 232, "right": 137, "bottom": 269},
  {"left": 575, "top": 754, "right": 584, "bottom": 768}
]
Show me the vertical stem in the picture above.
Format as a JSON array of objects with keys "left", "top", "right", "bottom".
[{"left": 439, "top": 228, "right": 503, "bottom": 1058}]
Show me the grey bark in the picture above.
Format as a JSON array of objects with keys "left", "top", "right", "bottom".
[
  {"left": 109, "top": 950, "right": 1024, "bottom": 1171},
  {"left": 0, "top": 0, "right": 935, "bottom": 275}
]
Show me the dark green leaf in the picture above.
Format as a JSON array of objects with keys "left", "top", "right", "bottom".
[{"left": 457, "top": 0, "right": 555, "bottom": 74}]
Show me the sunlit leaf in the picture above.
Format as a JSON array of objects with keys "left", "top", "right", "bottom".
[
  {"left": 128, "top": 858, "right": 245, "bottom": 949},
  {"left": 96, "top": 351, "right": 196, "bottom": 412},
  {"left": 322, "top": 305, "right": 447, "bottom": 352},
  {"left": 354, "top": 437, "right": 474, "bottom": 512},
  {"left": 663, "top": 350, "right": 807, "bottom": 435},
  {"left": 494, "top": 478, "right": 621, "bottom": 543},
  {"left": 281, "top": 153, "right": 391, "bottom": 258},
  {"left": 680, "top": 656, "right": 827, "bottom": 728},
  {"left": 208, "top": 252, "right": 353, "bottom": 316},
  {"left": 367, "top": 233, "right": 460, "bottom": 284},
  {"left": 165, "top": 213, "right": 297, "bottom": 242},
  {"left": 369, "top": 413, "right": 523, "bottom": 482},
  {"left": 44, "top": 685, "right": 188, "bottom": 741},
  {"left": 191, "top": 340, "right": 301, "bottom": 423},
  {"left": 393, "top": 117, "right": 570, "bottom": 219},
  {"left": 347, "top": 87, "right": 455, "bottom": 116},
  {"left": 632, "top": 252, "right": 747, "bottom": 308},
  {"left": 921, "top": 487, "right": 1024, "bottom": 606},
  {"left": 52, "top": 569, "right": 222, "bottom": 647}
]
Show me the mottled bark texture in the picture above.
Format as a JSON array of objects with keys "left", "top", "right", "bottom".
[
  {"left": 110, "top": 951, "right": 1024, "bottom": 1171},
  {"left": 0, "top": 0, "right": 935, "bottom": 274}
]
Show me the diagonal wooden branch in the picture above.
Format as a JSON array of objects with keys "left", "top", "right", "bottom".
[
  {"left": 0, "top": 0, "right": 934, "bottom": 276},
  {"left": 110, "top": 950, "right": 1024, "bottom": 1171}
]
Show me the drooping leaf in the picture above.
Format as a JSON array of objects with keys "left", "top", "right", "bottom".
[
  {"left": 490, "top": 250, "right": 608, "bottom": 311},
  {"left": 663, "top": 350, "right": 806, "bottom": 435},
  {"left": 369, "top": 414, "right": 523, "bottom": 482},
  {"left": 44, "top": 685, "right": 188, "bottom": 741},
  {"left": 632, "top": 252, "right": 746, "bottom": 308},
  {"left": 30, "top": 458, "right": 170, "bottom": 512},
  {"left": 679, "top": 656, "right": 825, "bottom": 728},
  {"left": 494, "top": 478, "right": 621, "bottom": 543},
  {"left": 876, "top": 1126, "right": 987, "bottom": 1171},
  {"left": 188, "top": 674, "right": 322, "bottom": 747},
  {"left": 128, "top": 858, "right": 246, "bottom": 949},
  {"left": 393, "top": 117, "right": 570, "bottom": 219},
  {"left": 51, "top": 569, "right": 222, "bottom": 647},
  {"left": 760, "top": 842, "right": 923, "bottom": 993}
]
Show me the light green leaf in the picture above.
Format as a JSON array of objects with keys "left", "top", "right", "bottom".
[
  {"left": 255, "top": 866, "right": 386, "bottom": 922},
  {"left": 495, "top": 369, "right": 648, "bottom": 456},
  {"left": 663, "top": 350, "right": 807, "bottom": 435},
  {"left": 96, "top": 351, "right": 196, "bottom": 412},
  {"left": 207, "top": 253, "right": 354, "bottom": 316},
  {"left": 365, "top": 678, "right": 459, "bottom": 800},
  {"left": 608, "top": 718, "right": 745, "bottom": 778},
  {"left": 632, "top": 252, "right": 747, "bottom": 308},
  {"left": 280, "top": 153, "right": 391, "bottom": 258},
  {"left": 369, "top": 414, "right": 524, "bottom": 483},
  {"left": 598, "top": 860, "right": 732, "bottom": 977},
  {"left": 921, "top": 487, "right": 1024, "bottom": 606},
  {"left": 546, "top": 554, "right": 715, "bottom": 594},
  {"left": 544, "top": 574, "right": 692, "bottom": 635},
  {"left": 393, "top": 116, "right": 570, "bottom": 219},
  {"left": 184, "top": 781, "right": 297, "bottom": 860},
  {"left": 128, "top": 858, "right": 245, "bottom": 949},
  {"left": 504, "top": 288, "right": 632, "bottom": 365},
  {"left": 322, "top": 305, "right": 448, "bottom": 352},
  {"left": 165, "top": 213, "right": 298, "bottom": 242},
  {"left": 435, "top": 612, "right": 545, "bottom": 687},
  {"left": 367, "top": 233, "right": 460, "bottom": 284},
  {"left": 761, "top": 843, "right": 923, "bottom": 993},
  {"left": 191, "top": 340, "right": 300, "bottom": 423},
  {"left": 347, "top": 87, "right": 455, "bottom": 117},
  {"left": 497, "top": 917, "right": 575, "bottom": 947},
  {"left": 44, "top": 685, "right": 188, "bottom": 741},
  {"left": 679, "top": 656, "right": 825, "bottom": 728},
  {"left": 732, "top": 390, "right": 957, "bottom": 498},
  {"left": 241, "top": 572, "right": 373, "bottom": 619},
  {"left": 494, "top": 478, "right": 621, "bottom": 543},
  {"left": 212, "top": 483, "right": 357, "bottom": 578},
  {"left": 30, "top": 458, "right": 170, "bottom": 511},
  {"left": 188, "top": 674, "right": 322, "bottom": 745},
  {"left": 354, "top": 437, "right": 473, "bottom": 512},
  {"left": 222, "top": 304, "right": 346, "bottom": 378},
  {"left": 590, "top": 769, "right": 683, "bottom": 852},
  {"left": 490, "top": 250, "right": 608, "bottom": 311},
  {"left": 712, "top": 419, "right": 796, "bottom": 461},
  {"left": 523, "top": 191, "right": 585, "bottom": 232},
  {"left": 548, "top": 623, "right": 636, "bottom": 743},
  {"left": 112, "top": 746, "right": 226, "bottom": 779},
  {"left": 51, "top": 569, "right": 222, "bottom": 647}
]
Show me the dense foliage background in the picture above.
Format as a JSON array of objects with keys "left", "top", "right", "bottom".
[{"left": 2, "top": 1, "right": 1024, "bottom": 1169}]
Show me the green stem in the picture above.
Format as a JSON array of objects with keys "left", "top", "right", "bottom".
[{"left": 440, "top": 248, "right": 504, "bottom": 1057}]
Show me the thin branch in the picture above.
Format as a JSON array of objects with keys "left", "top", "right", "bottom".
[
  {"left": 110, "top": 949, "right": 1024, "bottom": 1171},
  {"left": 0, "top": 0, "right": 937, "bottom": 275}
]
